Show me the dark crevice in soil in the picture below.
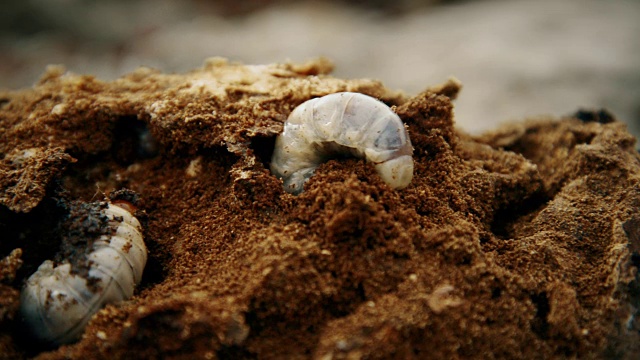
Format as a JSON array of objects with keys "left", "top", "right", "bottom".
[
  {"left": 530, "top": 292, "right": 550, "bottom": 340},
  {"left": 60, "top": 155, "right": 125, "bottom": 200},
  {"left": 198, "top": 146, "right": 240, "bottom": 174},
  {"left": 490, "top": 190, "right": 549, "bottom": 240},
  {"left": 216, "top": 345, "right": 257, "bottom": 359},
  {"left": 1, "top": 197, "right": 68, "bottom": 282},
  {"left": 137, "top": 243, "right": 166, "bottom": 291},
  {"left": 249, "top": 134, "right": 277, "bottom": 171},
  {"left": 111, "top": 116, "right": 159, "bottom": 165}
]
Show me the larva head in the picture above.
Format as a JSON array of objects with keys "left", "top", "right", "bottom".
[
  {"left": 374, "top": 155, "right": 414, "bottom": 189},
  {"left": 108, "top": 188, "right": 141, "bottom": 213},
  {"left": 110, "top": 199, "right": 137, "bottom": 214}
]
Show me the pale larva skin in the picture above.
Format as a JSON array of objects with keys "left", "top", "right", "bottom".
[
  {"left": 271, "top": 92, "right": 414, "bottom": 194},
  {"left": 20, "top": 203, "right": 147, "bottom": 345}
]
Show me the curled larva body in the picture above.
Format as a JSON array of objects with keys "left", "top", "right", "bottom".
[
  {"left": 20, "top": 202, "right": 147, "bottom": 345},
  {"left": 270, "top": 92, "right": 414, "bottom": 194}
]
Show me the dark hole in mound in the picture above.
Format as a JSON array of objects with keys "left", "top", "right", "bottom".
[
  {"left": 491, "top": 190, "right": 549, "bottom": 240},
  {"left": 491, "top": 287, "right": 503, "bottom": 299},
  {"left": 249, "top": 135, "right": 277, "bottom": 170},
  {"left": 1, "top": 197, "right": 68, "bottom": 282},
  {"left": 574, "top": 132, "right": 596, "bottom": 146},
  {"left": 530, "top": 292, "right": 550, "bottom": 340},
  {"left": 632, "top": 253, "right": 640, "bottom": 269},
  {"left": 111, "top": 116, "right": 159, "bottom": 165},
  {"left": 217, "top": 345, "right": 254, "bottom": 359}
]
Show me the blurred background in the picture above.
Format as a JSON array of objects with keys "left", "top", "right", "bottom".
[{"left": 1, "top": 0, "right": 638, "bottom": 137}]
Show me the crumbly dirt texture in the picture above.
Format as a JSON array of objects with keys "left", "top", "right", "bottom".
[{"left": 1, "top": 58, "right": 639, "bottom": 359}]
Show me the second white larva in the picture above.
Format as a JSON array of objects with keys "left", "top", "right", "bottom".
[
  {"left": 270, "top": 92, "right": 414, "bottom": 194},
  {"left": 20, "top": 201, "right": 147, "bottom": 345}
]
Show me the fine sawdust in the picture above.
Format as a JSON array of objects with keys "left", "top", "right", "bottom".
[{"left": 0, "top": 58, "right": 639, "bottom": 359}]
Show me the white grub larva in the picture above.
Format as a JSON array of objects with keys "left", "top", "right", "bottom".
[
  {"left": 270, "top": 92, "right": 414, "bottom": 194},
  {"left": 20, "top": 199, "right": 147, "bottom": 345}
]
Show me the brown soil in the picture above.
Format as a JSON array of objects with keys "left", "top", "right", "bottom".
[{"left": 1, "top": 58, "right": 639, "bottom": 359}]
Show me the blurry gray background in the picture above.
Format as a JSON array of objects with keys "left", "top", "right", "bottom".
[{"left": 1, "top": 0, "right": 638, "bottom": 137}]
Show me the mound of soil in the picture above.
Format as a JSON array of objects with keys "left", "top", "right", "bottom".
[{"left": 1, "top": 58, "right": 639, "bottom": 359}]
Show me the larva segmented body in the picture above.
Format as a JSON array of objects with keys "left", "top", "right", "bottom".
[
  {"left": 20, "top": 202, "right": 147, "bottom": 345},
  {"left": 270, "top": 92, "right": 414, "bottom": 194}
]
